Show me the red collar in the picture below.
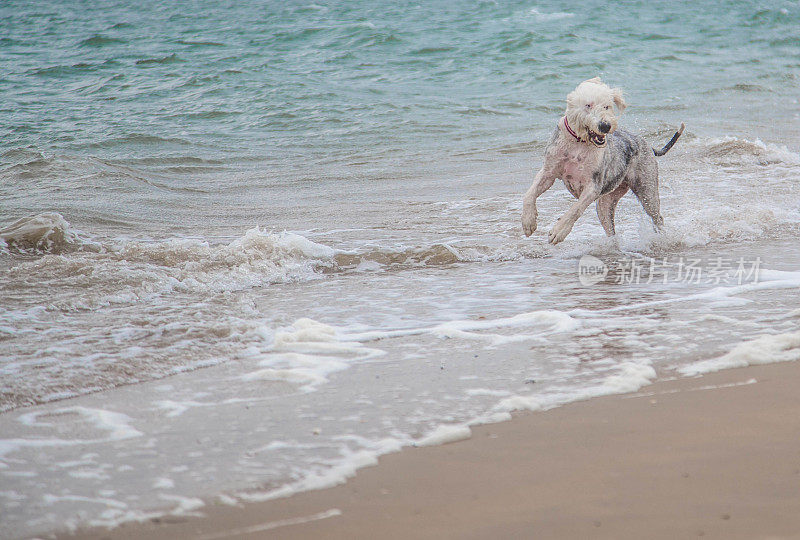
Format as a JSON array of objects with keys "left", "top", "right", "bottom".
[{"left": 563, "top": 117, "right": 585, "bottom": 143}]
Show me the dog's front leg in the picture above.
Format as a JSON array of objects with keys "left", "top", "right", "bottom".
[
  {"left": 548, "top": 184, "right": 600, "bottom": 245},
  {"left": 522, "top": 168, "right": 556, "bottom": 236}
]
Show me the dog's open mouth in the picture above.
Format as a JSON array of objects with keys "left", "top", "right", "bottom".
[{"left": 588, "top": 130, "right": 606, "bottom": 147}]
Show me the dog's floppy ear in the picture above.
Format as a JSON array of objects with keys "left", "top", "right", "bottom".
[{"left": 611, "top": 87, "right": 627, "bottom": 112}]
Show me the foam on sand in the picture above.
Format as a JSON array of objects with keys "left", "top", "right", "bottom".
[
  {"left": 244, "top": 312, "right": 580, "bottom": 394},
  {"left": 679, "top": 332, "right": 800, "bottom": 376},
  {"left": 494, "top": 362, "right": 657, "bottom": 414},
  {"left": 415, "top": 424, "right": 472, "bottom": 447},
  {"left": 341, "top": 310, "right": 579, "bottom": 343},
  {"left": 0, "top": 406, "right": 142, "bottom": 461},
  {"left": 272, "top": 319, "right": 384, "bottom": 359},
  {"left": 238, "top": 439, "right": 404, "bottom": 503},
  {"left": 238, "top": 319, "right": 383, "bottom": 392}
]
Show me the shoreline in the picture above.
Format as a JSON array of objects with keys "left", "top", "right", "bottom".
[{"left": 63, "top": 359, "right": 800, "bottom": 540}]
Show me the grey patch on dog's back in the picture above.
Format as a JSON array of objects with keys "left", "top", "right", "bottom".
[
  {"left": 596, "top": 129, "right": 646, "bottom": 195},
  {"left": 615, "top": 131, "right": 636, "bottom": 165}
]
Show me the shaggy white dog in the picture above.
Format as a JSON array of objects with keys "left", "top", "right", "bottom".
[{"left": 522, "top": 77, "right": 683, "bottom": 244}]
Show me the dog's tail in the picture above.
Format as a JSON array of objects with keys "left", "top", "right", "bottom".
[{"left": 653, "top": 123, "right": 685, "bottom": 157}]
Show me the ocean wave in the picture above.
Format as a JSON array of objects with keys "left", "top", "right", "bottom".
[
  {"left": 0, "top": 217, "right": 327, "bottom": 300},
  {"left": 333, "top": 241, "right": 543, "bottom": 271},
  {"left": 1, "top": 148, "right": 224, "bottom": 176},
  {"left": 30, "top": 63, "right": 108, "bottom": 77},
  {"left": 0, "top": 146, "right": 49, "bottom": 168},
  {"left": 527, "top": 8, "right": 575, "bottom": 22},
  {"left": 107, "top": 229, "right": 336, "bottom": 289},
  {"left": 335, "top": 244, "right": 468, "bottom": 269},
  {"left": 693, "top": 136, "right": 800, "bottom": 166},
  {"left": 0, "top": 211, "right": 548, "bottom": 285},
  {"left": 410, "top": 46, "right": 457, "bottom": 55},
  {"left": 454, "top": 105, "right": 514, "bottom": 117},
  {"left": 0, "top": 213, "right": 85, "bottom": 254},
  {"left": 0, "top": 222, "right": 544, "bottom": 411},
  {"left": 78, "top": 34, "right": 126, "bottom": 47},
  {"left": 175, "top": 39, "right": 225, "bottom": 47},
  {"left": 1, "top": 149, "right": 208, "bottom": 199},
  {"left": 87, "top": 133, "right": 192, "bottom": 148},
  {"left": 135, "top": 53, "right": 183, "bottom": 66}
]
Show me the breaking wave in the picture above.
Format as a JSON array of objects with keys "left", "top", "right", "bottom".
[
  {"left": 1, "top": 212, "right": 549, "bottom": 301},
  {"left": 688, "top": 135, "right": 800, "bottom": 167},
  {"left": 0, "top": 213, "right": 85, "bottom": 253}
]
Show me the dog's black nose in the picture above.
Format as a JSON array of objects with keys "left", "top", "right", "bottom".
[{"left": 598, "top": 121, "right": 611, "bottom": 134}]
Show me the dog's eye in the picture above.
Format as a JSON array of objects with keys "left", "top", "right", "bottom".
[
  {"left": 604, "top": 105, "right": 611, "bottom": 110},
  {"left": 585, "top": 104, "right": 592, "bottom": 109}
]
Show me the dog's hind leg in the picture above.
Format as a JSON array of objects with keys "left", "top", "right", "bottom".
[
  {"left": 630, "top": 175, "right": 664, "bottom": 231},
  {"left": 596, "top": 182, "right": 629, "bottom": 236}
]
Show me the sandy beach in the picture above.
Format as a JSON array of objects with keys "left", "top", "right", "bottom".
[{"left": 62, "top": 359, "right": 800, "bottom": 540}]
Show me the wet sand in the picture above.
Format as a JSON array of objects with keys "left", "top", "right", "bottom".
[{"left": 64, "top": 360, "right": 800, "bottom": 540}]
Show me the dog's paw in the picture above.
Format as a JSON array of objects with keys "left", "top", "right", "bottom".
[
  {"left": 521, "top": 208, "right": 538, "bottom": 237},
  {"left": 548, "top": 220, "right": 572, "bottom": 245}
]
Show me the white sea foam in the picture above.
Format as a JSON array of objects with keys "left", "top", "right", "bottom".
[
  {"left": 679, "top": 332, "right": 800, "bottom": 376},
  {"left": 250, "top": 311, "right": 579, "bottom": 393},
  {"left": 494, "top": 362, "right": 657, "bottom": 414},
  {"left": 215, "top": 493, "right": 240, "bottom": 506},
  {"left": 692, "top": 314, "right": 761, "bottom": 328},
  {"left": 468, "top": 411, "right": 514, "bottom": 425},
  {"left": 464, "top": 388, "right": 512, "bottom": 397},
  {"left": 341, "top": 310, "right": 578, "bottom": 343},
  {"left": 415, "top": 424, "right": 472, "bottom": 446},
  {"left": 239, "top": 450, "right": 382, "bottom": 503},
  {"left": 248, "top": 320, "right": 382, "bottom": 391},
  {"left": 589, "top": 362, "right": 658, "bottom": 395},
  {"left": 157, "top": 494, "right": 205, "bottom": 515},
  {"left": 0, "top": 407, "right": 141, "bottom": 461},
  {"left": 528, "top": 7, "right": 575, "bottom": 22},
  {"left": 42, "top": 493, "right": 128, "bottom": 510},
  {"left": 152, "top": 477, "right": 175, "bottom": 489},
  {"left": 495, "top": 394, "right": 543, "bottom": 413},
  {"left": 154, "top": 400, "right": 208, "bottom": 418},
  {"left": 54, "top": 493, "right": 205, "bottom": 533},
  {"left": 241, "top": 368, "right": 329, "bottom": 388},
  {"left": 238, "top": 436, "right": 407, "bottom": 505},
  {"left": 109, "top": 228, "right": 337, "bottom": 294},
  {"left": 273, "top": 318, "right": 338, "bottom": 345},
  {"left": 68, "top": 469, "right": 109, "bottom": 480}
]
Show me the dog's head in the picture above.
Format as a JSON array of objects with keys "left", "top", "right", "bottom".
[{"left": 565, "top": 77, "right": 626, "bottom": 147}]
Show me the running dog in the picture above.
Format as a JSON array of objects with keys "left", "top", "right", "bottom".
[{"left": 522, "top": 77, "right": 684, "bottom": 244}]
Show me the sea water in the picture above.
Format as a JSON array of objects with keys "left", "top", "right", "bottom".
[{"left": 1, "top": 0, "right": 799, "bottom": 536}]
